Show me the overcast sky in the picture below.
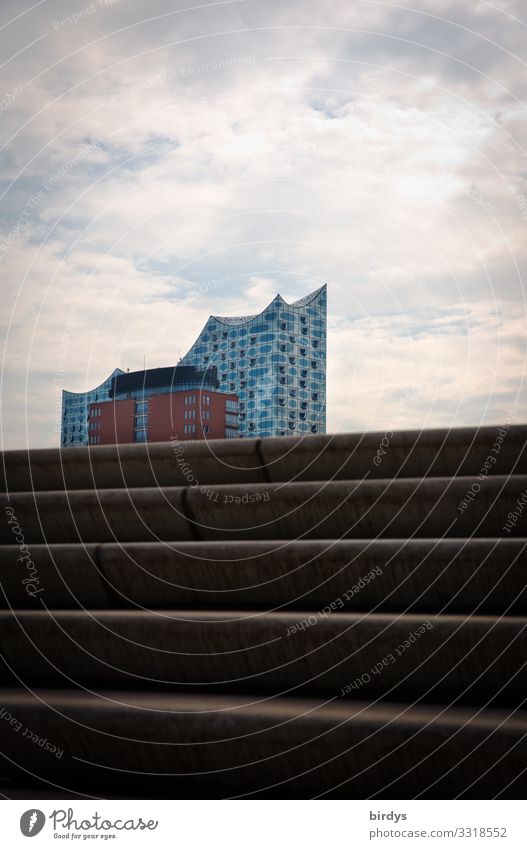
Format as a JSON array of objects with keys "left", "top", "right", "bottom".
[{"left": 0, "top": 0, "right": 525, "bottom": 448}]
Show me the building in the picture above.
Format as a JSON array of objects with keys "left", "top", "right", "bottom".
[
  {"left": 87, "top": 364, "right": 238, "bottom": 445},
  {"left": 60, "top": 284, "right": 326, "bottom": 446},
  {"left": 61, "top": 367, "right": 124, "bottom": 447},
  {"left": 180, "top": 284, "right": 327, "bottom": 438}
]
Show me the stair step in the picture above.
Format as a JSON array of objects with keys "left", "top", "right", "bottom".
[
  {"left": 1, "top": 476, "right": 526, "bottom": 543},
  {"left": 3, "top": 425, "right": 525, "bottom": 492},
  {"left": 2, "top": 611, "right": 525, "bottom": 703},
  {"left": 1, "top": 539, "right": 525, "bottom": 612},
  {"left": 0, "top": 689, "right": 525, "bottom": 798}
]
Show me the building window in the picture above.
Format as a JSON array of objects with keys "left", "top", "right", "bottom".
[
  {"left": 136, "top": 401, "right": 148, "bottom": 413},
  {"left": 134, "top": 429, "right": 147, "bottom": 442},
  {"left": 225, "top": 414, "right": 238, "bottom": 426},
  {"left": 135, "top": 416, "right": 147, "bottom": 427}
]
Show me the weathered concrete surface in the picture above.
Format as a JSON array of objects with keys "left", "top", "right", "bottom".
[
  {"left": 0, "top": 689, "right": 525, "bottom": 798},
  {"left": 1, "top": 438, "right": 269, "bottom": 493},
  {"left": 2, "top": 475, "right": 526, "bottom": 544},
  {"left": 1, "top": 539, "right": 525, "bottom": 611},
  {"left": 2, "top": 424, "right": 526, "bottom": 492},
  {"left": 2, "top": 610, "right": 526, "bottom": 704},
  {"left": 1, "top": 425, "right": 526, "bottom": 799},
  {"left": 186, "top": 476, "right": 527, "bottom": 540},
  {"left": 0, "top": 486, "right": 190, "bottom": 543}
]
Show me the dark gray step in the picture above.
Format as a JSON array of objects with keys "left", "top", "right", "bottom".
[
  {"left": 0, "top": 539, "right": 525, "bottom": 613},
  {"left": 0, "top": 689, "right": 525, "bottom": 798},
  {"left": 1, "top": 611, "right": 525, "bottom": 704},
  {"left": 1, "top": 476, "right": 526, "bottom": 543},
  {"left": 2, "top": 424, "right": 525, "bottom": 492}
]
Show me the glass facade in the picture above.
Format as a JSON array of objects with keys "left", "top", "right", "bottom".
[
  {"left": 180, "top": 285, "right": 327, "bottom": 438},
  {"left": 61, "top": 368, "right": 124, "bottom": 447}
]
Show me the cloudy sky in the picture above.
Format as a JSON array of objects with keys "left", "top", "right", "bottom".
[{"left": 0, "top": 0, "right": 525, "bottom": 448}]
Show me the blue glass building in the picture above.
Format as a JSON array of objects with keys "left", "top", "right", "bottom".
[
  {"left": 61, "top": 367, "right": 124, "bottom": 447},
  {"left": 180, "top": 284, "right": 327, "bottom": 438}
]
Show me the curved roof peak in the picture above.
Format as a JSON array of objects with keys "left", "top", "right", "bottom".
[
  {"left": 290, "top": 283, "right": 326, "bottom": 307},
  {"left": 210, "top": 284, "right": 326, "bottom": 326},
  {"left": 62, "top": 366, "right": 124, "bottom": 396}
]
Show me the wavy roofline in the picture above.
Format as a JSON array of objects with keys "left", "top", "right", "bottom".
[
  {"left": 62, "top": 367, "right": 124, "bottom": 397},
  {"left": 210, "top": 284, "right": 326, "bottom": 326}
]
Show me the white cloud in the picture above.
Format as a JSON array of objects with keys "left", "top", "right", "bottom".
[{"left": 0, "top": 0, "right": 525, "bottom": 447}]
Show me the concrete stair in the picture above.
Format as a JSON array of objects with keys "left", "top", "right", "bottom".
[{"left": 0, "top": 425, "right": 526, "bottom": 798}]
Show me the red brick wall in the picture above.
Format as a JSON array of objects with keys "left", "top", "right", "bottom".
[
  {"left": 89, "top": 390, "right": 238, "bottom": 445},
  {"left": 89, "top": 398, "right": 135, "bottom": 445}
]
